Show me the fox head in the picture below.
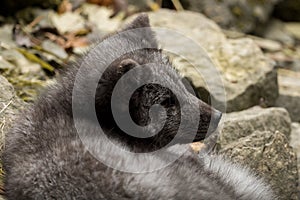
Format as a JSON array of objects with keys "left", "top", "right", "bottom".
[{"left": 75, "top": 14, "right": 222, "bottom": 152}]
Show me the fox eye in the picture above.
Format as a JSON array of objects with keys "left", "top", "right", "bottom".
[{"left": 160, "top": 97, "right": 176, "bottom": 107}]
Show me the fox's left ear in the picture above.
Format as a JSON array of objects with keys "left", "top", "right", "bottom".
[{"left": 122, "top": 13, "right": 158, "bottom": 48}]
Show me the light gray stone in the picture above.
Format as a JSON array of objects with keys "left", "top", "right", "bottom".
[
  {"left": 250, "top": 36, "right": 282, "bottom": 52},
  {"left": 285, "top": 22, "right": 300, "bottom": 40},
  {"left": 220, "top": 130, "right": 298, "bottom": 200},
  {"left": 1, "top": 49, "right": 42, "bottom": 74},
  {"left": 50, "top": 12, "right": 86, "bottom": 34},
  {"left": 0, "top": 25, "right": 17, "bottom": 48},
  {"left": 218, "top": 106, "right": 291, "bottom": 148},
  {"left": 276, "top": 69, "right": 300, "bottom": 122},
  {"left": 260, "top": 19, "right": 295, "bottom": 46},
  {"left": 291, "top": 122, "right": 300, "bottom": 196},
  {"left": 82, "top": 4, "right": 123, "bottom": 34},
  {"left": 42, "top": 40, "right": 68, "bottom": 60},
  {"left": 185, "top": 0, "right": 279, "bottom": 33}
]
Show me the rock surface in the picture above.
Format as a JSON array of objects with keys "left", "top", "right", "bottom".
[
  {"left": 220, "top": 130, "right": 298, "bottom": 200},
  {"left": 291, "top": 123, "right": 300, "bottom": 167},
  {"left": 285, "top": 23, "right": 300, "bottom": 40},
  {"left": 259, "top": 19, "right": 295, "bottom": 46},
  {"left": 276, "top": 69, "right": 300, "bottom": 122},
  {"left": 218, "top": 106, "right": 291, "bottom": 148},
  {"left": 216, "top": 106, "right": 298, "bottom": 199},
  {"left": 291, "top": 122, "right": 300, "bottom": 195},
  {"left": 129, "top": 10, "right": 279, "bottom": 112},
  {"left": 50, "top": 12, "right": 86, "bottom": 34},
  {"left": 82, "top": 4, "right": 123, "bottom": 34},
  {"left": 184, "top": 0, "right": 279, "bottom": 33}
]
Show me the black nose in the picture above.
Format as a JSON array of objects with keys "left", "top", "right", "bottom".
[
  {"left": 213, "top": 110, "right": 222, "bottom": 125},
  {"left": 208, "top": 110, "right": 222, "bottom": 135}
]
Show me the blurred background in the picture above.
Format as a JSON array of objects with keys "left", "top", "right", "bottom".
[{"left": 0, "top": 0, "right": 299, "bottom": 199}]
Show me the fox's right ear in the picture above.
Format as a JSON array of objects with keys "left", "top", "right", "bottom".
[
  {"left": 123, "top": 13, "right": 151, "bottom": 30},
  {"left": 122, "top": 13, "right": 158, "bottom": 48}
]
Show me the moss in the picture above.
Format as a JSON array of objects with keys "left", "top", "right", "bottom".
[{"left": 1, "top": 66, "right": 48, "bottom": 102}]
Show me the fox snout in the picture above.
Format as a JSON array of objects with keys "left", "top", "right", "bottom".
[{"left": 208, "top": 109, "right": 222, "bottom": 135}]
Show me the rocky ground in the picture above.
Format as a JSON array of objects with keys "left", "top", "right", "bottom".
[{"left": 0, "top": 1, "right": 299, "bottom": 199}]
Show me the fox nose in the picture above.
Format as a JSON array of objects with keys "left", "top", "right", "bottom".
[
  {"left": 208, "top": 110, "right": 222, "bottom": 135},
  {"left": 213, "top": 110, "right": 222, "bottom": 125}
]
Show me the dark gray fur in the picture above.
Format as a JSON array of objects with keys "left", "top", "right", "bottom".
[{"left": 3, "top": 14, "right": 276, "bottom": 199}]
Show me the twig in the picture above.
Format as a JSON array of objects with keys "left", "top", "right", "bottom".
[
  {"left": 16, "top": 48, "right": 55, "bottom": 72},
  {"left": 28, "top": 15, "right": 44, "bottom": 29},
  {"left": 171, "top": 0, "right": 184, "bottom": 11},
  {"left": 0, "top": 100, "right": 13, "bottom": 116}
]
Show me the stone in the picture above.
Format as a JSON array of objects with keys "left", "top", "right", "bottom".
[
  {"left": 1, "top": 49, "right": 42, "bottom": 74},
  {"left": 260, "top": 19, "right": 295, "bottom": 46},
  {"left": 285, "top": 23, "right": 300, "bottom": 41},
  {"left": 291, "top": 123, "right": 300, "bottom": 195},
  {"left": 218, "top": 106, "right": 291, "bottom": 148},
  {"left": 276, "top": 69, "right": 300, "bottom": 122},
  {"left": 0, "top": 25, "right": 17, "bottom": 48},
  {"left": 50, "top": 11, "right": 86, "bottom": 34},
  {"left": 82, "top": 4, "right": 123, "bottom": 34},
  {"left": 0, "top": 56, "right": 15, "bottom": 70},
  {"left": 42, "top": 40, "right": 68, "bottom": 60},
  {"left": 184, "top": 0, "right": 279, "bottom": 33},
  {"left": 250, "top": 36, "right": 282, "bottom": 52},
  {"left": 128, "top": 10, "right": 278, "bottom": 112},
  {"left": 220, "top": 131, "right": 298, "bottom": 200}
]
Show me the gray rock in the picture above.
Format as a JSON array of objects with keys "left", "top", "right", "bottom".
[
  {"left": 249, "top": 36, "right": 282, "bottom": 52},
  {"left": 285, "top": 23, "right": 300, "bottom": 41},
  {"left": 82, "top": 4, "right": 123, "bottom": 34},
  {"left": 42, "top": 40, "right": 68, "bottom": 60},
  {"left": 1, "top": 49, "right": 42, "bottom": 74},
  {"left": 218, "top": 106, "right": 291, "bottom": 148},
  {"left": 259, "top": 19, "right": 295, "bottom": 46},
  {"left": 220, "top": 130, "right": 298, "bottom": 200},
  {"left": 0, "top": 25, "right": 17, "bottom": 48},
  {"left": 276, "top": 69, "right": 300, "bottom": 122},
  {"left": 50, "top": 12, "right": 86, "bottom": 34},
  {"left": 133, "top": 10, "right": 278, "bottom": 112},
  {"left": 291, "top": 122, "right": 300, "bottom": 196},
  {"left": 291, "top": 123, "right": 300, "bottom": 165},
  {"left": 184, "top": 0, "right": 279, "bottom": 33}
]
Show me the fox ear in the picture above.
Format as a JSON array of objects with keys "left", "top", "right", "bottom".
[
  {"left": 118, "top": 58, "right": 139, "bottom": 74},
  {"left": 124, "top": 13, "right": 151, "bottom": 29},
  {"left": 122, "top": 13, "right": 158, "bottom": 48}
]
